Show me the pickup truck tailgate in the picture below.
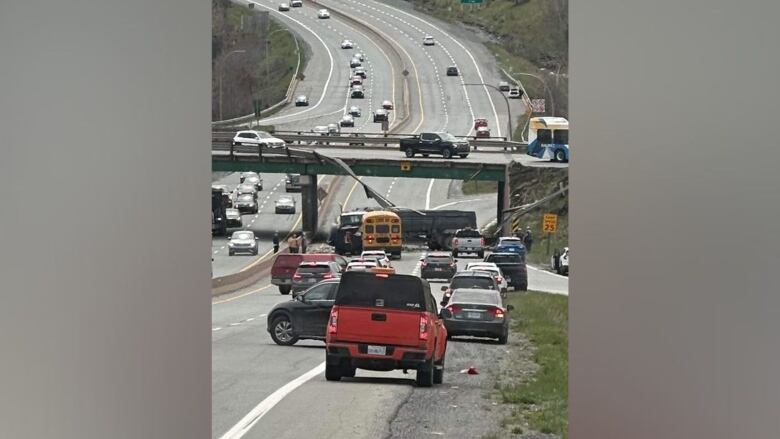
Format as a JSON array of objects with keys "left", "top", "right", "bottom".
[{"left": 335, "top": 306, "right": 421, "bottom": 347}]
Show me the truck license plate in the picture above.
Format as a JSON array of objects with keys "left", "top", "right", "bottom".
[{"left": 367, "top": 345, "right": 386, "bottom": 355}]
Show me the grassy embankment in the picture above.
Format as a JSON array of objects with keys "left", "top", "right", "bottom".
[{"left": 485, "top": 291, "right": 568, "bottom": 439}]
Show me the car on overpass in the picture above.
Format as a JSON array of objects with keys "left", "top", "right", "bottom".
[
  {"left": 340, "top": 114, "right": 355, "bottom": 127},
  {"left": 267, "top": 278, "right": 340, "bottom": 346},
  {"left": 291, "top": 0, "right": 302, "bottom": 6},
  {"left": 446, "top": 66, "right": 459, "bottom": 76},
  {"left": 295, "top": 95, "right": 309, "bottom": 106},
  {"left": 373, "top": 108, "right": 388, "bottom": 122},
  {"left": 317, "top": 9, "right": 330, "bottom": 19},
  {"left": 225, "top": 208, "right": 242, "bottom": 228},
  {"left": 348, "top": 105, "right": 362, "bottom": 117},
  {"left": 234, "top": 194, "right": 258, "bottom": 214},
  {"left": 423, "top": 35, "right": 435, "bottom": 46},
  {"left": 228, "top": 230, "right": 258, "bottom": 256},
  {"left": 232, "top": 130, "right": 286, "bottom": 149},
  {"left": 340, "top": 39, "right": 354, "bottom": 49},
  {"left": 274, "top": 196, "right": 296, "bottom": 214},
  {"left": 440, "top": 288, "right": 512, "bottom": 344},
  {"left": 381, "top": 100, "right": 394, "bottom": 110},
  {"left": 327, "top": 123, "right": 340, "bottom": 134},
  {"left": 278, "top": 2, "right": 290, "bottom": 11},
  {"left": 474, "top": 118, "right": 488, "bottom": 130},
  {"left": 400, "top": 132, "right": 470, "bottom": 159}
]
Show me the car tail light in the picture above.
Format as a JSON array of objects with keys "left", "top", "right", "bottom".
[
  {"left": 488, "top": 307, "right": 505, "bottom": 319},
  {"left": 391, "top": 236, "right": 399, "bottom": 243},
  {"left": 497, "top": 276, "right": 504, "bottom": 284},
  {"left": 367, "top": 235, "right": 374, "bottom": 243},
  {"left": 480, "top": 237, "right": 485, "bottom": 247},
  {"left": 327, "top": 308, "right": 338, "bottom": 334},
  {"left": 447, "top": 304, "right": 462, "bottom": 314},
  {"left": 419, "top": 314, "right": 429, "bottom": 340},
  {"left": 453, "top": 238, "right": 459, "bottom": 246},
  {"left": 322, "top": 273, "right": 334, "bottom": 279},
  {"left": 293, "top": 273, "right": 302, "bottom": 280},
  {"left": 421, "top": 261, "right": 428, "bottom": 267}
]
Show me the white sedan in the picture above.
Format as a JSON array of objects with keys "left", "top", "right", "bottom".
[
  {"left": 345, "top": 261, "right": 378, "bottom": 272},
  {"left": 361, "top": 250, "right": 391, "bottom": 266},
  {"left": 423, "top": 35, "right": 435, "bottom": 46},
  {"left": 317, "top": 9, "right": 330, "bottom": 18},
  {"left": 340, "top": 39, "right": 354, "bottom": 49},
  {"left": 232, "top": 130, "right": 286, "bottom": 148}
]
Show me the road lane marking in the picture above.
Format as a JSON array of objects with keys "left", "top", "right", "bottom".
[
  {"left": 212, "top": 327, "right": 223, "bottom": 332},
  {"left": 218, "top": 362, "right": 326, "bottom": 439},
  {"left": 425, "top": 178, "right": 435, "bottom": 209},
  {"left": 432, "top": 197, "right": 489, "bottom": 210}
]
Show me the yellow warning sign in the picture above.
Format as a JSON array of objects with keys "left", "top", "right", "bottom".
[
  {"left": 543, "top": 213, "right": 558, "bottom": 233},
  {"left": 400, "top": 161, "right": 412, "bottom": 171}
]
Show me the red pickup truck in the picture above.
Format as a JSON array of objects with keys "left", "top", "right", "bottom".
[{"left": 325, "top": 271, "right": 448, "bottom": 387}]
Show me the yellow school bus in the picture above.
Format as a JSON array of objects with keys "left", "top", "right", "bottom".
[{"left": 361, "top": 211, "right": 403, "bottom": 258}]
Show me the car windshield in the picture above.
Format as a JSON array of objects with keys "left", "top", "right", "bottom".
[
  {"left": 278, "top": 198, "right": 293, "bottom": 204},
  {"left": 340, "top": 213, "right": 363, "bottom": 226},
  {"left": 500, "top": 238, "right": 523, "bottom": 245},
  {"left": 488, "top": 254, "right": 521, "bottom": 264},
  {"left": 232, "top": 232, "right": 253, "bottom": 240},
  {"left": 451, "top": 290, "right": 501, "bottom": 306},
  {"left": 455, "top": 229, "right": 481, "bottom": 238},
  {"left": 438, "top": 132, "right": 457, "bottom": 141},
  {"left": 450, "top": 277, "right": 494, "bottom": 290}
]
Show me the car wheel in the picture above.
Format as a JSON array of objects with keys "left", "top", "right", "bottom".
[
  {"left": 228, "top": 249, "right": 234, "bottom": 256},
  {"left": 404, "top": 147, "right": 415, "bottom": 158},
  {"left": 555, "top": 149, "right": 567, "bottom": 162},
  {"left": 279, "top": 285, "right": 291, "bottom": 295},
  {"left": 477, "top": 250, "right": 485, "bottom": 259},
  {"left": 459, "top": 154, "right": 468, "bottom": 159},
  {"left": 452, "top": 249, "right": 458, "bottom": 258},
  {"left": 325, "top": 363, "right": 343, "bottom": 381},
  {"left": 269, "top": 316, "right": 299, "bottom": 346},
  {"left": 498, "top": 329, "right": 509, "bottom": 345},
  {"left": 433, "top": 356, "right": 444, "bottom": 384},
  {"left": 422, "top": 153, "right": 429, "bottom": 157},
  {"left": 442, "top": 148, "right": 452, "bottom": 159},
  {"left": 520, "top": 283, "right": 528, "bottom": 291},
  {"left": 416, "top": 360, "right": 434, "bottom": 387}
]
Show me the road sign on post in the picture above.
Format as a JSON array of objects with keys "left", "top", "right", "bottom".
[
  {"left": 511, "top": 217, "right": 521, "bottom": 233},
  {"left": 543, "top": 213, "right": 558, "bottom": 233},
  {"left": 400, "top": 161, "right": 411, "bottom": 171}
]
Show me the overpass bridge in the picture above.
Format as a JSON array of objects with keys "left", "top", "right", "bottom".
[{"left": 212, "top": 135, "right": 567, "bottom": 236}]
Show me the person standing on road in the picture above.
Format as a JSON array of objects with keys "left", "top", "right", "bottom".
[
  {"left": 288, "top": 234, "right": 299, "bottom": 253},
  {"left": 523, "top": 227, "right": 533, "bottom": 252},
  {"left": 299, "top": 232, "right": 307, "bottom": 254},
  {"left": 272, "top": 232, "right": 280, "bottom": 254}
]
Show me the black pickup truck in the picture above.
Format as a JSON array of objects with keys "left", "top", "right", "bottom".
[
  {"left": 400, "top": 132, "right": 470, "bottom": 159},
  {"left": 484, "top": 252, "right": 528, "bottom": 291}
]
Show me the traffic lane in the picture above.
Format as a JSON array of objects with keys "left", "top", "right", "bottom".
[
  {"left": 527, "top": 264, "right": 569, "bottom": 295},
  {"left": 272, "top": 0, "right": 395, "bottom": 133},
  {"left": 246, "top": 0, "right": 347, "bottom": 127},
  {"left": 211, "top": 173, "right": 304, "bottom": 278},
  {"left": 336, "top": 0, "right": 481, "bottom": 136},
  {"left": 359, "top": 0, "right": 502, "bottom": 135},
  {"left": 324, "top": 0, "right": 450, "bottom": 133}
]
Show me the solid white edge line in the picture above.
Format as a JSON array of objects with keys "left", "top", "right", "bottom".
[
  {"left": 219, "top": 362, "right": 326, "bottom": 439},
  {"left": 425, "top": 178, "right": 435, "bottom": 209}
]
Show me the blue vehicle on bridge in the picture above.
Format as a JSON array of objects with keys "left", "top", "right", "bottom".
[{"left": 526, "top": 117, "right": 569, "bottom": 162}]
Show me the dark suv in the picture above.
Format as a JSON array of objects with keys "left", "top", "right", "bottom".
[
  {"left": 400, "top": 132, "right": 470, "bottom": 159},
  {"left": 267, "top": 279, "right": 340, "bottom": 346},
  {"left": 440, "top": 270, "right": 500, "bottom": 306},
  {"left": 420, "top": 252, "right": 457, "bottom": 280}
]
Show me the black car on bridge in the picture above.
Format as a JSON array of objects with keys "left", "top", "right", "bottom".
[{"left": 267, "top": 279, "right": 340, "bottom": 345}]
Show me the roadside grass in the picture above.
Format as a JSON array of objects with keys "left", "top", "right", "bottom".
[
  {"left": 499, "top": 292, "right": 568, "bottom": 438},
  {"left": 461, "top": 180, "right": 498, "bottom": 195}
]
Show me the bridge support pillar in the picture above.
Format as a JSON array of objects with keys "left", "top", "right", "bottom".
[
  {"left": 498, "top": 166, "right": 512, "bottom": 236},
  {"left": 301, "top": 174, "right": 318, "bottom": 236}
]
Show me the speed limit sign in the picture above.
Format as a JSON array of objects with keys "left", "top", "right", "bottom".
[{"left": 543, "top": 213, "right": 558, "bottom": 233}]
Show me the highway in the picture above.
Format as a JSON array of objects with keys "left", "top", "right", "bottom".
[{"left": 211, "top": 2, "right": 567, "bottom": 436}]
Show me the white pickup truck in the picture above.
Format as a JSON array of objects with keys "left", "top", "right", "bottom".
[{"left": 451, "top": 228, "right": 485, "bottom": 258}]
